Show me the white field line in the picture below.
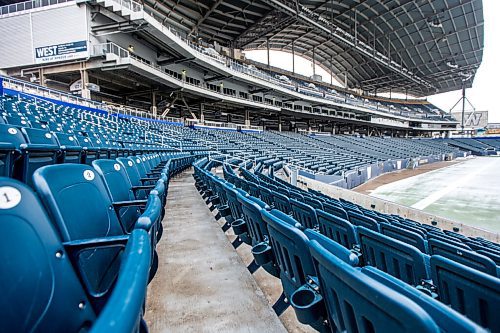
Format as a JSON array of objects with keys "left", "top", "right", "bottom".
[{"left": 411, "top": 159, "right": 497, "bottom": 210}]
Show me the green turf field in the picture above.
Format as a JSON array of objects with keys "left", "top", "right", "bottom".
[{"left": 370, "top": 156, "right": 500, "bottom": 233}]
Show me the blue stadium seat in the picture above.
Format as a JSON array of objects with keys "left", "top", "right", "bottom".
[
  {"left": 272, "top": 191, "right": 292, "bottom": 214},
  {"left": 0, "top": 177, "right": 150, "bottom": 333},
  {"left": 428, "top": 239, "right": 498, "bottom": 276},
  {"left": 258, "top": 185, "right": 274, "bottom": 207},
  {"left": 431, "top": 255, "right": 500, "bottom": 332},
  {"left": 357, "top": 226, "right": 431, "bottom": 286},
  {"left": 17, "top": 127, "right": 60, "bottom": 185},
  {"left": 290, "top": 198, "right": 318, "bottom": 229},
  {"left": 304, "top": 196, "right": 324, "bottom": 210},
  {"left": 316, "top": 209, "right": 359, "bottom": 250},
  {"left": 348, "top": 211, "right": 380, "bottom": 231},
  {"left": 362, "top": 266, "right": 487, "bottom": 333},
  {"left": 32, "top": 164, "right": 157, "bottom": 299},
  {"left": 92, "top": 159, "right": 164, "bottom": 233},
  {"left": 380, "top": 222, "right": 428, "bottom": 253},
  {"left": 308, "top": 239, "right": 440, "bottom": 333},
  {"left": 322, "top": 201, "right": 349, "bottom": 220},
  {"left": 0, "top": 124, "right": 25, "bottom": 178},
  {"left": 54, "top": 132, "right": 84, "bottom": 164}
]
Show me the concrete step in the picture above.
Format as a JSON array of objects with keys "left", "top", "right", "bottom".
[{"left": 145, "top": 170, "right": 287, "bottom": 333}]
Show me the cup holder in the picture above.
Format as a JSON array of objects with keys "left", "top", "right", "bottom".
[
  {"left": 252, "top": 242, "right": 273, "bottom": 266},
  {"left": 231, "top": 219, "right": 247, "bottom": 235},
  {"left": 218, "top": 205, "right": 231, "bottom": 217},
  {"left": 290, "top": 285, "right": 326, "bottom": 325}
]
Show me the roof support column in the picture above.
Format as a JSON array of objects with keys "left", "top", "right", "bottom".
[
  {"left": 151, "top": 90, "right": 157, "bottom": 118},
  {"left": 312, "top": 47, "right": 316, "bottom": 76},
  {"left": 200, "top": 103, "right": 205, "bottom": 123},
  {"left": 292, "top": 40, "right": 295, "bottom": 74},
  {"left": 330, "top": 55, "right": 333, "bottom": 85},
  {"left": 278, "top": 115, "right": 282, "bottom": 132},
  {"left": 80, "top": 67, "right": 90, "bottom": 99},
  {"left": 266, "top": 37, "right": 270, "bottom": 67},
  {"left": 245, "top": 109, "right": 250, "bottom": 126},
  {"left": 38, "top": 68, "right": 46, "bottom": 87}
]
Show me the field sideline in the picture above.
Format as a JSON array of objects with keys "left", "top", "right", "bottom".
[{"left": 369, "top": 156, "right": 500, "bottom": 233}]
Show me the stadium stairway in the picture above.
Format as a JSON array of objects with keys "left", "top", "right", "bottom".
[{"left": 144, "top": 168, "right": 287, "bottom": 332}]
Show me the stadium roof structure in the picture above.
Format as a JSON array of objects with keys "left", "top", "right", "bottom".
[{"left": 143, "top": 0, "right": 484, "bottom": 97}]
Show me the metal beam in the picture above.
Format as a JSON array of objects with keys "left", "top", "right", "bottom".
[{"left": 258, "top": 0, "right": 435, "bottom": 90}]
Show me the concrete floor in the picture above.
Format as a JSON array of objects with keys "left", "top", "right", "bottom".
[
  {"left": 145, "top": 169, "right": 287, "bottom": 333},
  {"left": 369, "top": 156, "right": 500, "bottom": 233}
]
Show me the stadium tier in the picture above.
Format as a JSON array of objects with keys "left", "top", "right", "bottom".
[{"left": 1, "top": 86, "right": 499, "bottom": 332}]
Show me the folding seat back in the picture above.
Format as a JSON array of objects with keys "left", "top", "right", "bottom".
[
  {"left": 290, "top": 198, "right": 318, "bottom": 229},
  {"left": 476, "top": 249, "right": 500, "bottom": 266},
  {"left": 117, "top": 157, "right": 142, "bottom": 185},
  {"left": 4, "top": 115, "right": 30, "bottom": 127},
  {"left": 224, "top": 182, "right": 245, "bottom": 221},
  {"left": 322, "top": 201, "right": 349, "bottom": 220},
  {"left": 239, "top": 178, "right": 251, "bottom": 193},
  {"left": 276, "top": 186, "right": 290, "bottom": 197},
  {"left": 428, "top": 239, "right": 497, "bottom": 276},
  {"left": 33, "top": 164, "right": 125, "bottom": 299},
  {"left": 304, "top": 196, "right": 324, "bottom": 210},
  {"left": 54, "top": 132, "right": 83, "bottom": 164},
  {"left": 76, "top": 134, "right": 99, "bottom": 164},
  {"left": 213, "top": 178, "right": 230, "bottom": 206},
  {"left": 391, "top": 221, "right": 427, "bottom": 238},
  {"left": 247, "top": 181, "right": 260, "bottom": 198},
  {"left": 273, "top": 191, "right": 292, "bottom": 214},
  {"left": 443, "top": 230, "right": 470, "bottom": 242},
  {"left": 348, "top": 211, "right": 379, "bottom": 231},
  {"left": 237, "top": 194, "right": 269, "bottom": 244},
  {"left": 380, "top": 223, "right": 428, "bottom": 253},
  {"left": 357, "top": 227, "right": 429, "bottom": 285},
  {"left": 92, "top": 159, "right": 144, "bottom": 233},
  {"left": 261, "top": 209, "right": 318, "bottom": 297},
  {"left": 308, "top": 240, "right": 440, "bottom": 333},
  {"left": 427, "top": 231, "right": 470, "bottom": 248},
  {"left": 316, "top": 209, "right": 358, "bottom": 250},
  {"left": 0, "top": 124, "right": 26, "bottom": 177},
  {"left": 431, "top": 255, "right": 500, "bottom": 332},
  {"left": 19, "top": 128, "right": 60, "bottom": 185},
  {"left": 362, "top": 266, "right": 486, "bottom": 333},
  {"left": 289, "top": 190, "right": 304, "bottom": 201},
  {"left": 258, "top": 185, "right": 274, "bottom": 207},
  {"left": 0, "top": 178, "right": 96, "bottom": 332}
]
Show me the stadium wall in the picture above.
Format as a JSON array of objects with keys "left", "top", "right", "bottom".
[
  {"left": 297, "top": 153, "right": 465, "bottom": 189},
  {"left": 0, "top": 3, "right": 88, "bottom": 68}
]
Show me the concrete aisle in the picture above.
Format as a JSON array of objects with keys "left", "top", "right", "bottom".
[{"left": 145, "top": 169, "right": 287, "bottom": 333}]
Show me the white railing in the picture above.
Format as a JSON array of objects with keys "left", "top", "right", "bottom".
[
  {"left": 208, "top": 151, "right": 256, "bottom": 169},
  {"left": 0, "top": 0, "right": 73, "bottom": 16},
  {"left": 93, "top": 42, "right": 130, "bottom": 58},
  {"left": 143, "top": 130, "right": 183, "bottom": 151},
  {"left": 115, "top": 0, "right": 142, "bottom": 12},
  {"left": 80, "top": 110, "right": 120, "bottom": 131}
]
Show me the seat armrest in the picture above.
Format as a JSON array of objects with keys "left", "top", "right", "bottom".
[
  {"left": 63, "top": 235, "right": 129, "bottom": 253},
  {"left": 90, "top": 229, "right": 151, "bottom": 332}
]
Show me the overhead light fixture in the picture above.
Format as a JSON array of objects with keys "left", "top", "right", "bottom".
[
  {"left": 446, "top": 61, "right": 458, "bottom": 69},
  {"left": 429, "top": 18, "right": 442, "bottom": 28}
]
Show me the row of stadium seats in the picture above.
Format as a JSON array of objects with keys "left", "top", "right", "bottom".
[
  {"left": 0, "top": 93, "right": 471, "bottom": 186},
  {"left": 1, "top": 147, "right": 194, "bottom": 331},
  {"left": 194, "top": 160, "right": 499, "bottom": 333}
]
